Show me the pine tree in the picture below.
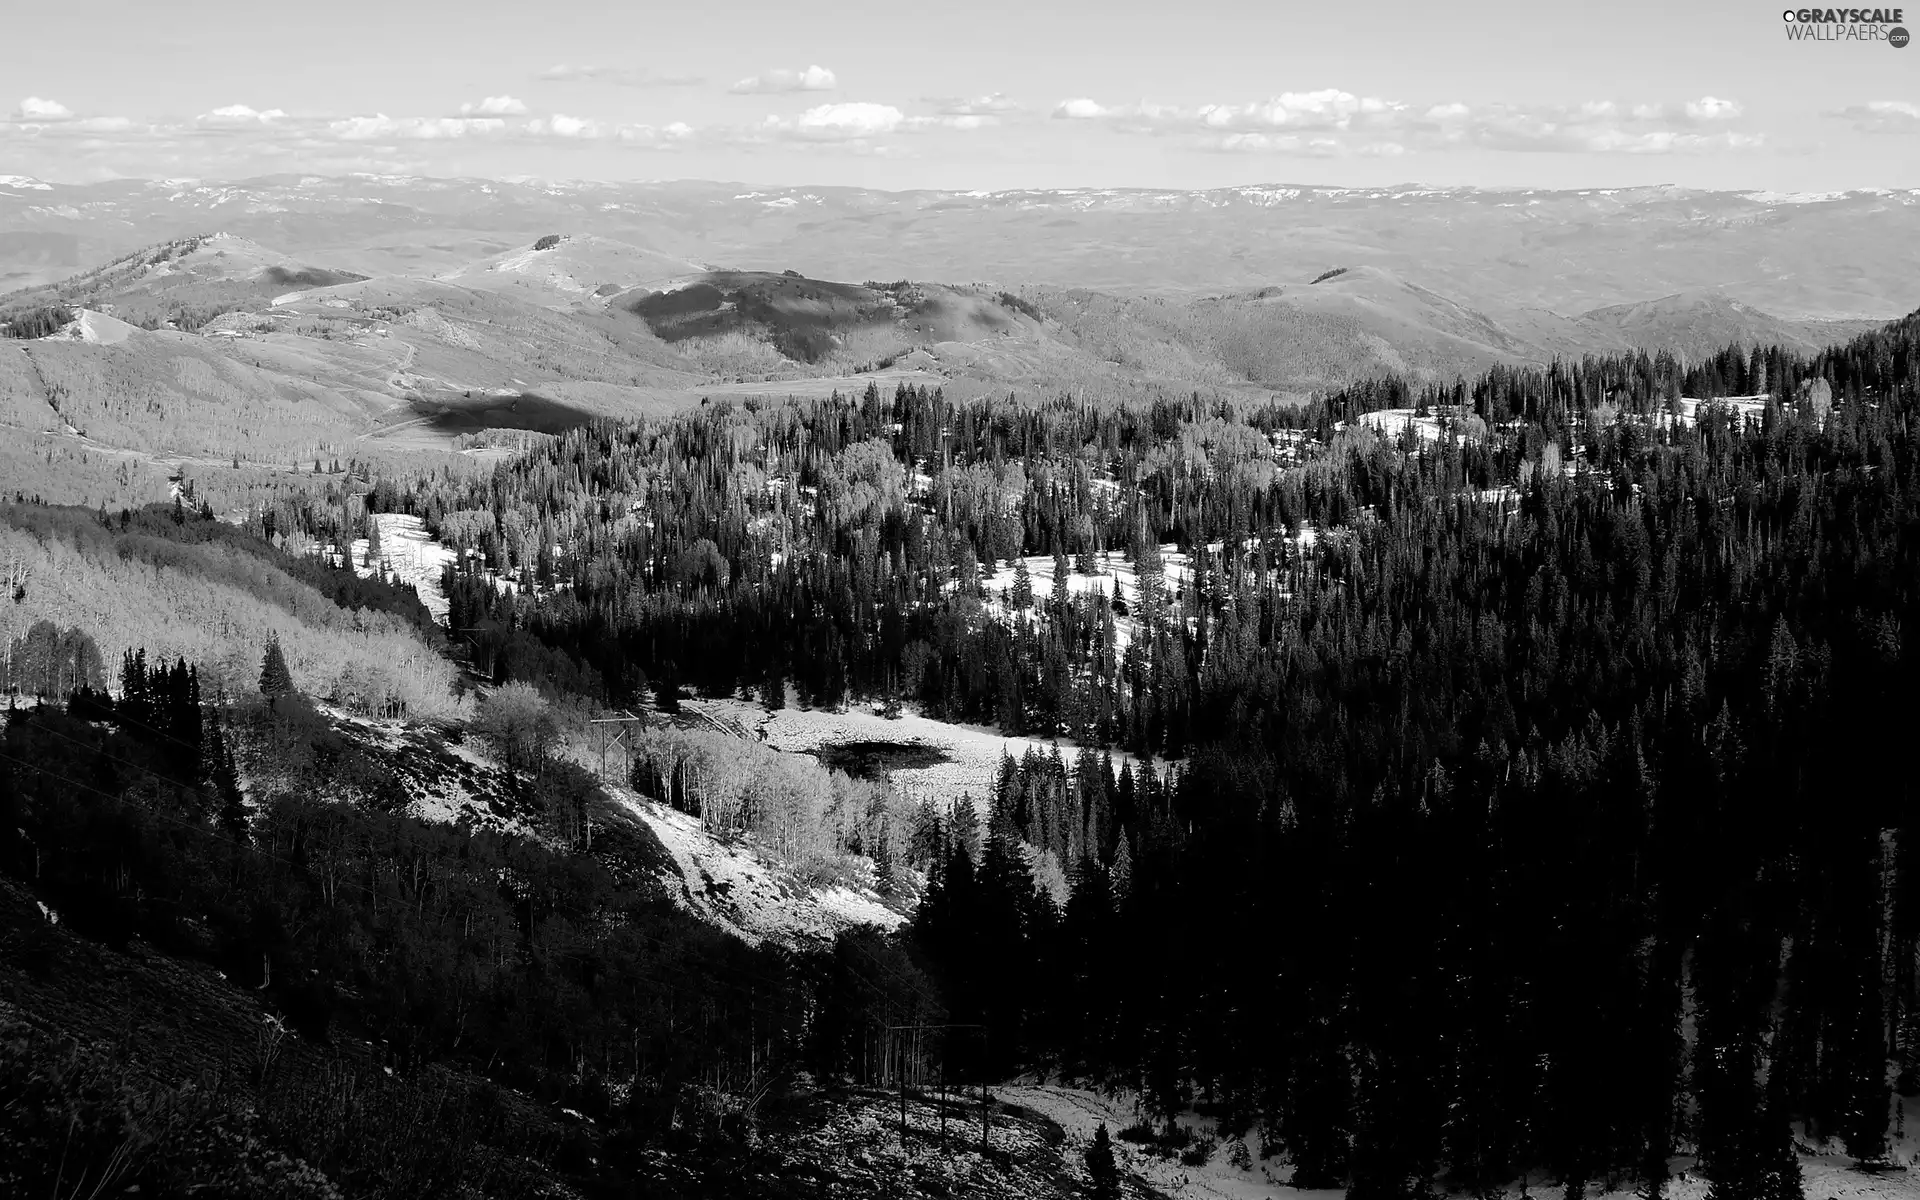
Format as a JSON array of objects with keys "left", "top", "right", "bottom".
[
  {"left": 258, "top": 636, "right": 293, "bottom": 698},
  {"left": 1012, "top": 558, "right": 1034, "bottom": 613},
  {"left": 1110, "top": 836, "right": 1133, "bottom": 909},
  {"left": 1086, "top": 1123, "right": 1120, "bottom": 1200}
]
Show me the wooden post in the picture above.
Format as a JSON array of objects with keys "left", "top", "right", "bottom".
[{"left": 981, "top": 1084, "right": 990, "bottom": 1156}]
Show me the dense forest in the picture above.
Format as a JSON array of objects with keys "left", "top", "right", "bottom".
[
  {"left": 346, "top": 309, "right": 1920, "bottom": 1195},
  {"left": 6, "top": 296, "right": 1919, "bottom": 1194},
  {"left": 3, "top": 631, "right": 943, "bottom": 1195}
]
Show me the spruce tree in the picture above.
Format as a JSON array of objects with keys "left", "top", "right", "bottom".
[
  {"left": 258, "top": 636, "right": 293, "bottom": 698},
  {"left": 1086, "top": 1123, "right": 1119, "bottom": 1199}
]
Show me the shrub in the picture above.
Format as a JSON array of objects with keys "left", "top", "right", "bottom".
[
  {"left": 1228, "top": 1135, "right": 1253, "bottom": 1170},
  {"left": 533, "top": 234, "right": 563, "bottom": 251},
  {"left": 1179, "top": 1131, "right": 1217, "bottom": 1166},
  {"left": 1116, "top": 1119, "right": 1158, "bottom": 1144}
]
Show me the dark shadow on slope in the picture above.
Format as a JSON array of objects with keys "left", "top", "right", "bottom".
[{"left": 408, "top": 391, "right": 601, "bottom": 436}]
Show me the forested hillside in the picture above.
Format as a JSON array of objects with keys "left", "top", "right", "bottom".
[
  {"left": 1, "top": 500, "right": 1103, "bottom": 1197},
  {"left": 372, "top": 307, "right": 1920, "bottom": 1194},
  {"left": 6, "top": 277, "right": 1919, "bottom": 1195}
]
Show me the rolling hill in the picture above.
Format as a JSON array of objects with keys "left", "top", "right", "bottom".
[
  {"left": 1, "top": 225, "right": 1894, "bottom": 516},
  {"left": 437, "top": 232, "right": 704, "bottom": 308},
  {"left": 3, "top": 176, "right": 1916, "bottom": 320}
]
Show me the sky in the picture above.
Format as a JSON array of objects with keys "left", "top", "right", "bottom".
[{"left": 3, "top": 0, "right": 1918, "bottom": 190}]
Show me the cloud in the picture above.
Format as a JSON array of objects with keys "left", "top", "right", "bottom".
[
  {"left": 1684, "top": 96, "right": 1742, "bottom": 121},
  {"left": 520, "top": 115, "right": 697, "bottom": 147},
  {"left": 197, "top": 104, "right": 288, "bottom": 127},
  {"left": 730, "top": 65, "right": 836, "bottom": 95},
  {"left": 537, "top": 64, "right": 705, "bottom": 88},
  {"left": 528, "top": 113, "right": 603, "bottom": 138},
  {"left": 1199, "top": 89, "right": 1409, "bottom": 132},
  {"left": 925, "top": 93, "right": 1021, "bottom": 116},
  {"left": 327, "top": 114, "right": 507, "bottom": 140},
  {"left": 1057, "top": 90, "right": 1762, "bottom": 155},
  {"left": 14, "top": 96, "right": 71, "bottom": 121},
  {"left": 763, "top": 101, "right": 903, "bottom": 140},
  {"left": 461, "top": 95, "right": 527, "bottom": 116},
  {"left": 1051, "top": 97, "right": 1186, "bottom": 131},
  {"left": 1460, "top": 99, "right": 1761, "bottom": 153},
  {"left": 1825, "top": 99, "right": 1920, "bottom": 133},
  {"left": 1053, "top": 97, "right": 1110, "bottom": 121}
]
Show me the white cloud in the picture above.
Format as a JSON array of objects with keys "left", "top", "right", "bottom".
[
  {"left": 328, "top": 114, "right": 507, "bottom": 140},
  {"left": 1057, "top": 90, "right": 1761, "bottom": 156},
  {"left": 537, "top": 64, "right": 705, "bottom": 87},
  {"left": 198, "top": 104, "right": 287, "bottom": 126},
  {"left": 730, "top": 65, "right": 837, "bottom": 95},
  {"left": 1053, "top": 97, "right": 1110, "bottom": 120},
  {"left": 925, "top": 93, "right": 1021, "bottom": 116},
  {"left": 516, "top": 114, "right": 697, "bottom": 147},
  {"left": 1199, "top": 89, "right": 1406, "bottom": 132},
  {"left": 913, "top": 114, "right": 991, "bottom": 131},
  {"left": 462, "top": 95, "right": 527, "bottom": 116},
  {"left": 1463, "top": 99, "right": 1760, "bottom": 153},
  {"left": 764, "top": 101, "right": 903, "bottom": 140},
  {"left": 540, "top": 113, "right": 601, "bottom": 138},
  {"left": 1051, "top": 97, "right": 1186, "bottom": 131},
  {"left": 1826, "top": 99, "right": 1920, "bottom": 133},
  {"left": 15, "top": 96, "right": 71, "bottom": 121},
  {"left": 1685, "top": 96, "right": 1742, "bottom": 122}
]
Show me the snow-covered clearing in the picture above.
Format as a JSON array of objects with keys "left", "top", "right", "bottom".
[
  {"left": 1003, "top": 1082, "right": 1920, "bottom": 1200},
  {"left": 1000, "top": 1083, "right": 1326, "bottom": 1200},
  {"left": 680, "top": 694, "right": 1164, "bottom": 814},
  {"left": 348, "top": 513, "right": 458, "bottom": 625},
  {"left": 38, "top": 309, "right": 135, "bottom": 346},
  {"left": 972, "top": 546, "right": 1192, "bottom": 655},
  {"left": 602, "top": 781, "right": 906, "bottom": 947},
  {"left": 1670, "top": 394, "right": 1772, "bottom": 429}
]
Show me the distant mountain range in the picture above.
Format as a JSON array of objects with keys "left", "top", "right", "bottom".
[
  {"left": 0, "top": 221, "right": 1891, "bottom": 492},
  {"left": 3, "top": 176, "right": 1917, "bottom": 321}
]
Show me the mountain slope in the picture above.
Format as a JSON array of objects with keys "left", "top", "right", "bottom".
[
  {"left": 1569, "top": 289, "right": 1877, "bottom": 358},
  {"left": 439, "top": 232, "right": 705, "bottom": 307}
]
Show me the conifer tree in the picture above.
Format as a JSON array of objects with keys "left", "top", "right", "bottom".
[
  {"left": 258, "top": 636, "right": 293, "bottom": 698},
  {"left": 1086, "top": 1123, "right": 1119, "bottom": 1200},
  {"left": 204, "top": 707, "right": 247, "bottom": 843}
]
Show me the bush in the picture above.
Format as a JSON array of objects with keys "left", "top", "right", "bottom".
[
  {"left": 1179, "top": 1131, "right": 1217, "bottom": 1167},
  {"left": 533, "top": 234, "right": 563, "bottom": 251},
  {"left": 1228, "top": 1135, "right": 1253, "bottom": 1170},
  {"left": 1116, "top": 1119, "right": 1158, "bottom": 1144}
]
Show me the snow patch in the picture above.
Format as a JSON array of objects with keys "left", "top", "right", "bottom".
[
  {"left": 346, "top": 513, "right": 458, "bottom": 626},
  {"left": 607, "top": 785, "right": 905, "bottom": 947}
]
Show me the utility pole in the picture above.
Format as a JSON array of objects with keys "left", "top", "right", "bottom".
[
  {"left": 882, "top": 1022, "right": 984, "bottom": 1156},
  {"left": 589, "top": 709, "right": 647, "bottom": 781}
]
